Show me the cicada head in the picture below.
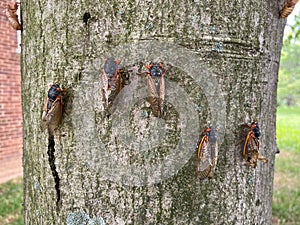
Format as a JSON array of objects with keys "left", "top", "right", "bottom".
[
  {"left": 48, "top": 83, "right": 62, "bottom": 102},
  {"left": 251, "top": 122, "right": 261, "bottom": 138},
  {"left": 207, "top": 127, "right": 218, "bottom": 143},
  {"left": 104, "top": 57, "right": 120, "bottom": 78},
  {"left": 147, "top": 63, "right": 163, "bottom": 78}
]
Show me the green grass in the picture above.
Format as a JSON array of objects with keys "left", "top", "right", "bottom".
[
  {"left": 276, "top": 107, "right": 300, "bottom": 152},
  {"left": 272, "top": 106, "right": 300, "bottom": 225},
  {"left": 0, "top": 178, "right": 23, "bottom": 225}
]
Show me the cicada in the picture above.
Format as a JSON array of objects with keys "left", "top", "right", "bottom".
[
  {"left": 280, "top": 0, "right": 299, "bottom": 18},
  {"left": 243, "top": 122, "right": 268, "bottom": 168},
  {"left": 146, "top": 63, "right": 165, "bottom": 118},
  {"left": 101, "top": 57, "right": 128, "bottom": 107},
  {"left": 4, "top": 1, "right": 22, "bottom": 30},
  {"left": 42, "top": 82, "right": 66, "bottom": 135},
  {"left": 196, "top": 127, "right": 218, "bottom": 180}
]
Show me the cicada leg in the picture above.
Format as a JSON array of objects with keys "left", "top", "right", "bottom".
[
  {"left": 247, "top": 156, "right": 258, "bottom": 168},
  {"left": 258, "top": 154, "right": 268, "bottom": 163}
]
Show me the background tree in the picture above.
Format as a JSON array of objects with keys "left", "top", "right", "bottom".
[
  {"left": 278, "top": 43, "right": 300, "bottom": 106},
  {"left": 278, "top": 8, "right": 300, "bottom": 106},
  {"left": 22, "top": 0, "right": 286, "bottom": 224},
  {"left": 284, "top": 14, "right": 300, "bottom": 44}
]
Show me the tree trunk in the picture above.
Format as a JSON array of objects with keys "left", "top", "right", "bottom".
[{"left": 22, "top": 0, "right": 285, "bottom": 224}]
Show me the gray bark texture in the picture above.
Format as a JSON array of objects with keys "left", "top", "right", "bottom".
[{"left": 21, "top": 0, "right": 286, "bottom": 224}]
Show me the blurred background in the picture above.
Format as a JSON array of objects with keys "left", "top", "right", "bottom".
[
  {"left": 272, "top": 4, "right": 300, "bottom": 225},
  {"left": 0, "top": 2, "right": 299, "bottom": 225}
]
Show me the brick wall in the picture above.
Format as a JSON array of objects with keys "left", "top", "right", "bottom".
[{"left": 0, "top": 0, "right": 23, "bottom": 183}]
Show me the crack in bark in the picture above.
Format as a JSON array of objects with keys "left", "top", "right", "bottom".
[{"left": 47, "top": 135, "right": 61, "bottom": 211}]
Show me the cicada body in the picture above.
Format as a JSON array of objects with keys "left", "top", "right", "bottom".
[
  {"left": 101, "top": 57, "right": 126, "bottom": 107},
  {"left": 146, "top": 63, "right": 165, "bottom": 118},
  {"left": 196, "top": 127, "right": 218, "bottom": 180},
  {"left": 243, "top": 122, "right": 268, "bottom": 168},
  {"left": 42, "top": 82, "right": 66, "bottom": 135},
  {"left": 4, "top": 1, "right": 22, "bottom": 30},
  {"left": 280, "top": 0, "right": 299, "bottom": 18}
]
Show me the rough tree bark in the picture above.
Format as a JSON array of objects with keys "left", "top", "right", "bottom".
[{"left": 22, "top": 0, "right": 285, "bottom": 224}]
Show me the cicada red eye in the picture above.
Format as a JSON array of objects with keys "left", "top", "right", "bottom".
[
  {"left": 206, "top": 127, "right": 212, "bottom": 133},
  {"left": 145, "top": 64, "right": 153, "bottom": 70}
]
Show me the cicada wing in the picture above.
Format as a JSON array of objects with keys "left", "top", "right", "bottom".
[
  {"left": 197, "top": 136, "right": 205, "bottom": 159},
  {"left": 211, "top": 141, "right": 218, "bottom": 167},
  {"left": 200, "top": 144, "right": 213, "bottom": 169},
  {"left": 208, "top": 141, "right": 218, "bottom": 177},
  {"left": 159, "top": 74, "right": 165, "bottom": 116},
  {"left": 243, "top": 131, "right": 252, "bottom": 159},
  {"left": 147, "top": 74, "right": 160, "bottom": 117},
  {"left": 196, "top": 165, "right": 212, "bottom": 180},
  {"left": 196, "top": 136, "right": 213, "bottom": 179},
  {"left": 46, "top": 98, "right": 63, "bottom": 134},
  {"left": 41, "top": 97, "right": 50, "bottom": 131},
  {"left": 108, "top": 73, "right": 122, "bottom": 105},
  {"left": 244, "top": 132, "right": 260, "bottom": 168},
  {"left": 247, "top": 133, "right": 259, "bottom": 156}
]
